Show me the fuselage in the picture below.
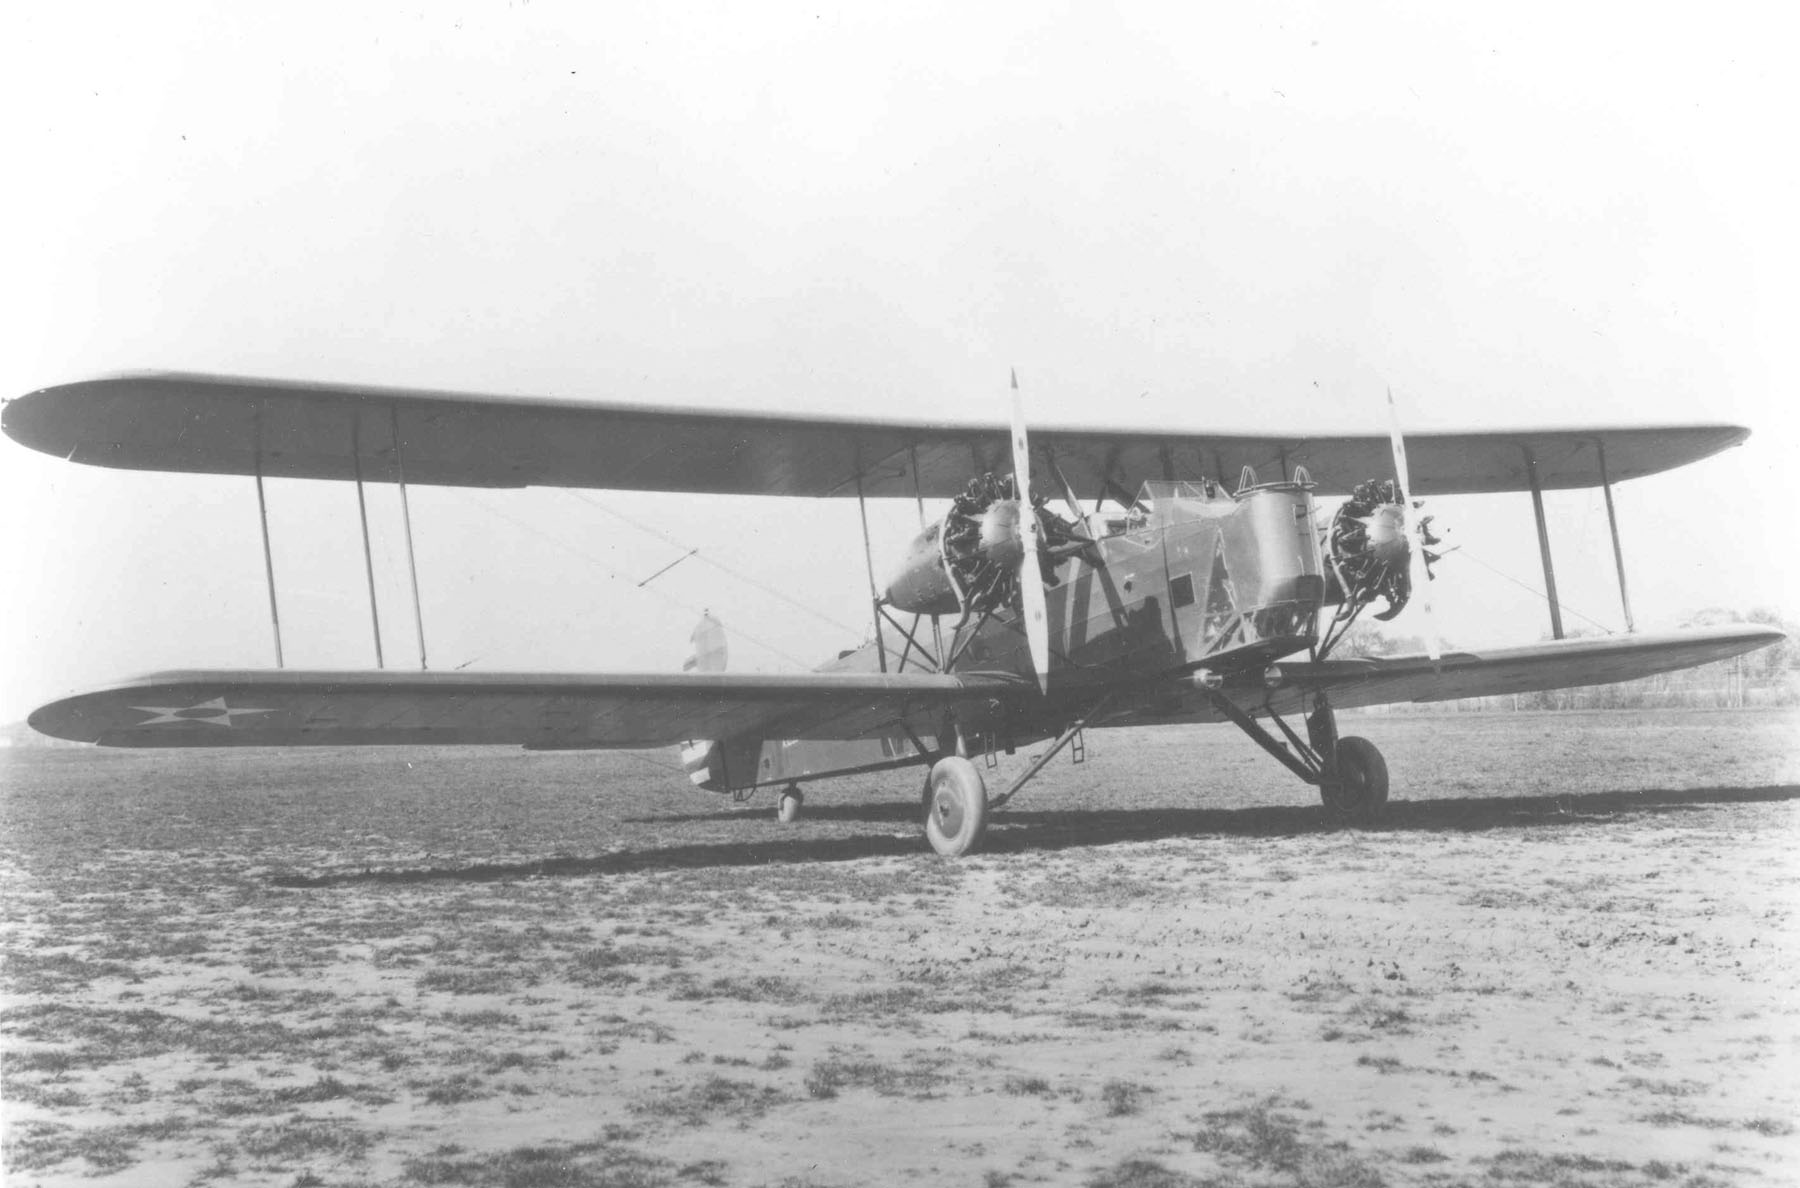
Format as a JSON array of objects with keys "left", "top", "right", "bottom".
[{"left": 691, "top": 478, "right": 1327, "bottom": 792}]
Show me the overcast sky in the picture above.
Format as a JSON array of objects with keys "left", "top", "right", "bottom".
[{"left": 3, "top": 1, "right": 1795, "bottom": 722}]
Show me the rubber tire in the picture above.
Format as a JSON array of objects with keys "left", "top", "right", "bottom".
[
  {"left": 776, "top": 787, "right": 803, "bottom": 824},
  {"left": 923, "top": 756, "right": 988, "bottom": 857},
  {"left": 1331, "top": 736, "right": 1389, "bottom": 821}
]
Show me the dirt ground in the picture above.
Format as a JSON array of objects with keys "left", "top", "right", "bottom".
[{"left": 2, "top": 707, "right": 1797, "bottom": 1187}]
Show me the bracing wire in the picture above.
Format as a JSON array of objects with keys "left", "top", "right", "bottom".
[
  {"left": 449, "top": 490, "right": 815, "bottom": 668},
  {"left": 1446, "top": 547, "right": 1617, "bottom": 636},
  {"left": 560, "top": 489, "right": 867, "bottom": 637},
  {"left": 1308, "top": 499, "right": 1618, "bottom": 639}
]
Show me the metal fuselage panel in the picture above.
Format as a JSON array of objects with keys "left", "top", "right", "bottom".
[{"left": 722, "top": 482, "right": 1324, "bottom": 791}]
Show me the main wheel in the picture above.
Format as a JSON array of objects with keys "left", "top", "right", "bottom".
[
  {"left": 776, "top": 786, "right": 804, "bottom": 824},
  {"left": 1327, "top": 736, "right": 1389, "bottom": 821},
  {"left": 923, "top": 756, "right": 988, "bottom": 857}
]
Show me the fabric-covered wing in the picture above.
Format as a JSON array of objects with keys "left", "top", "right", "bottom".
[
  {"left": 1230, "top": 624, "right": 1783, "bottom": 720},
  {"left": 27, "top": 669, "right": 1031, "bottom": 749},
  {"left": 3, "top": 372, "right": 1748, "bottom": 497}
]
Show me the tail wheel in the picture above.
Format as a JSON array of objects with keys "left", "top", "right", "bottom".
[
  {"left": 776, "top": 786, "right": 803, "bottom": 824},
  {"left": 923, "top": 756, "right": 989, "bottom": 857},
  {"left": 1324, "top": 736, "right": 1389, "bottom": 821}
]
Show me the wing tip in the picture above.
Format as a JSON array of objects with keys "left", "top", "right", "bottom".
[{"left": 26, "top": 699, "right": 99, "bottom": 745}]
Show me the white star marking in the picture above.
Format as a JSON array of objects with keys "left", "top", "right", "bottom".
[{"left": 131, "top": 697, "right": 275, "bottom": 727}]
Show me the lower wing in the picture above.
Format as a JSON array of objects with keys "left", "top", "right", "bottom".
[
  {"left": 1231, "top": 623, "right": 1783, "bottom": 720},
  {"left": 26, "top": 669, "right": 1031, "bottom": 748},
  {"left": 25, "top": 625, "right": 1781, "bottom": 747}
]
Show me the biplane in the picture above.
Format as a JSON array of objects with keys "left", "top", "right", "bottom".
[{"left": 3, "top": 372, "right": 1781, "bottom": 855}]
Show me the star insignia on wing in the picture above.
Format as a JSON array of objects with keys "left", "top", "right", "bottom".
[{"left": 130, "top": 697, "right": 275, "bottom": 727}]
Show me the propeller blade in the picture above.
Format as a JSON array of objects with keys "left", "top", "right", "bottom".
[
  {"left": 1010, "top": 369, "right": 1050, "bottom": 694},
  {"left": 1385, "top": 386, "right": 1412, "bottom": 503},
  {"left": 1386, "top": 387, "right": 1441, "bottom": 662},
  {"left": 1413, "top": 528, "right": 1441, "bottom": 662}
]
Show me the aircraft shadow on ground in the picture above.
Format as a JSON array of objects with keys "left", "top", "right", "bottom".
[{"left": 271, "top": 784, "right": 1798, "bottom": 889}]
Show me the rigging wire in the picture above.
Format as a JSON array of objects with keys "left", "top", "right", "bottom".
[
  {"left": 1447, "top": 546, "right": 1617, "bottom": 635},
  {"left": 1308, "top": 501, "right": 1618, "bottom": 639},
  {"left": 448, "top": 490, "right": 815, "bottom": 668},
  {"left": 616, "top": 749, "right": 687, "bottom": 775},
  {"left": 560, "top": 489, "right": 867, "bottom": 637}
]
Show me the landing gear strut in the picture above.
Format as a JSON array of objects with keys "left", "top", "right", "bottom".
[
  {"left": 919, "top": 697, "right": 1114, "bottom": 857},
  {"left": 1201, "top": 689, "right": 1390, "bottom": 823}
]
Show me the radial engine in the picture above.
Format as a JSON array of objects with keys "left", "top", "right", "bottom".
[
  {"left": 882, "top": 473, "right": 1079, "bottom": 619},
  {"left": 1325, "top": 478, "right": 1442, "bottom": 621}
]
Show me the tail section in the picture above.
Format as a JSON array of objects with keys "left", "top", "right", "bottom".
[
  {"left": 680, "top": 612, "right": 731, "bottom": 791},
  {"left": 684, "top": 611, "right": 728, "bottom": 674}
]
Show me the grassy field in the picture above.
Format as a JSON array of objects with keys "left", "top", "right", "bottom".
[{"left": 2, "top": 708, "right": 1797, "bottom": 1187}]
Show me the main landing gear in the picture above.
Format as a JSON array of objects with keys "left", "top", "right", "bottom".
[
  {"left": 923, "top": 756, "right": 989, "bottom": 856},
  {"left": 776, "top": 785, "right": 804, "bottom": 824},
  {"left": 1322, "top": 735, "right": 1389, "bottom": 817},
  {"left": 1201, "top": 689, "right": 1390, "bottom": 821},
  {"left": 920, "top": 701, "right": 1109, "bottom": 857}
]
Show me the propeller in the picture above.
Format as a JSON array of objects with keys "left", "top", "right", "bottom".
[
  {"left": 1011, "top": 369, "right": 1051, "bottom": 694},
  {"left": 1385, "top": 388, "right": 1444, "bottom": 662}
]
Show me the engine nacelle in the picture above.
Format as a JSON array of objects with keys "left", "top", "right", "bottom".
[
  {"left": 883, "top": 501, "right": 1030, "bottom": 616},
  {"left": 883, "top": 520, "right": 960, "bottom": 615}
]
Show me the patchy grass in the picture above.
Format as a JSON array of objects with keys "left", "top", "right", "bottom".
[
  {"left": 1399, "top": 1145, "right": 1448, "bottom": 1164},
  {"left": 1481, "top": 1149, "right": 1639, "bottom": 1184},
  {"left": 1086, "top": 1159, "right": 1210, "bottom": 1188},
  {"left": 669, "top": 973, "right": 800, "bottom": 1003},
  {"left": 400, "top": 1136, "right": 666, "bottom": 1186},
  {"left": 1101, "top": 1079, "right": 1150, "bottom": 1117},
  {"left": 637, "top": 1074, "right": 787, "bottom": 1126},
  {"left": 237, "top": 1118, "right": 375, "bottom": 1165},
  {"left": 415, "top": 1072, "right": 490, "bottom": 1106},
  {"left": 418, "top": 966, "right": 523, "bottom": 995},
  {"left": 804, "top": 1054, "right": 947, "bottom": 1100},
  {"left": 1184, "top": 1097, "right": 1383, "bottom": 1187}
]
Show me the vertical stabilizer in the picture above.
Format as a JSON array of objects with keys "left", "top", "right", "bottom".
[
  {"left": 680, "top": 612, "right": 731, "bottom": 789},
  {"left": 685, "top": 611, "right": 728, "bottom": 673}
]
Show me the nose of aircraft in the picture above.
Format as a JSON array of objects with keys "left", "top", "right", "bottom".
[
  {"left": 1361, "top": 503, "right": 1411, "bottom": 568},
  {"left": 974, "top": 500, "right": 1024, "bottom": 566}
]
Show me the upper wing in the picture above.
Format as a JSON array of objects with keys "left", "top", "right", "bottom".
[
  {"left": 3, "top": 371, "right": 1748, "bottom": 498},
  {"left": 27, "top": 668, "right": 1032, "bottom": 749}
]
